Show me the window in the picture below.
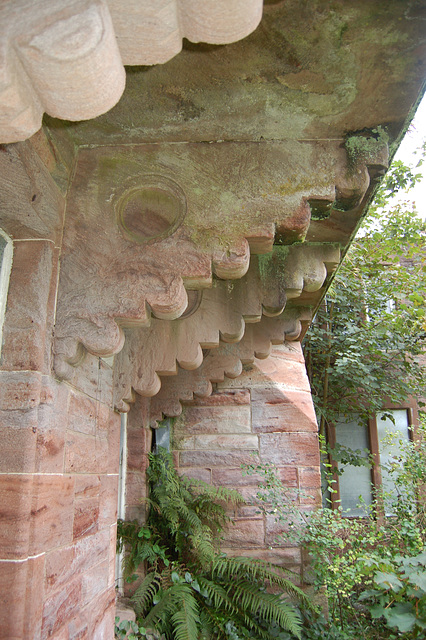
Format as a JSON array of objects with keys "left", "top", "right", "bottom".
[{"left": 326, "top": 407, "right": 415, "bottom": 516}]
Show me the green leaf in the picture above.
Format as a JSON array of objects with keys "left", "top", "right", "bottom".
[{"left": 383, "top": 603, "right": 417, "bottom": 633}]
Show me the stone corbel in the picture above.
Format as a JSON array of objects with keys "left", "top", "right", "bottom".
[
  {"left": 146, "top": 308, "right": 312, "bottom": 423},
  {"left": 111, "top": 244, "right": 338, "bottom": 407},
  {"left": 52, "top": 137, "right": 374, "bottom": 380}
]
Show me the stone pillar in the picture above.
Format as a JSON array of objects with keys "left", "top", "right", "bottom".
[
  {"left": 0, "top": 139, "right": 120, "bottom": 639},
  {"left": 174, "top": 343, "right": 321, "bottom": 583}
]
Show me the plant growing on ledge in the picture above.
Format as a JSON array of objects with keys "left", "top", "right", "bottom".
[{"left": 117, "top": 448, "right": 309, "bottom": 640}]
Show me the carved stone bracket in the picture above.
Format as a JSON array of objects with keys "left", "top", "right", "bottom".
[
  {"left": 53, "top": 137, "right": 375, "bottom": 380},
  {"left": 108, "top": 243, "right": 338, "bottom": 407},
  {"left": 0, "top": 0, "right": 263, "bottom": 143},
  {"left": 145, "top": 308, "right": 312, "bottom": 422}
]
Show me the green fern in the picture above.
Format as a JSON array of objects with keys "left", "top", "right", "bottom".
[{"left": 117, "top": 448, "right": 308, "bottom": 640}]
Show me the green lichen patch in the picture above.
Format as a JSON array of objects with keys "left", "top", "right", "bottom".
[{"left": 345, "top": 127, "right": 389, "bottom": 169}]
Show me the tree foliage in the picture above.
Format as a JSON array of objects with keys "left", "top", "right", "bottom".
[{"left": 303, "top": 154, "right": 426, "bottom": 431}]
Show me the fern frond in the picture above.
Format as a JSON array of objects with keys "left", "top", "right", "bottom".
[
  {"left": 197, "top": 599, "right": 228, "bottom": 640},
  {"left": 170, "top": 584, "right": 200, "bottom": 640},
  {"left": 131, "top": 571, "right": 161, "bottom": 616},
  {"left": 212, "top": 555, "right": 310, "bottom": 607},
  {"left": 229, "top": 579, "right": 302, "bottom": 638}
]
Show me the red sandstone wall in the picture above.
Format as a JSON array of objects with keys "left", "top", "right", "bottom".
[
  {"left": 173, "top": 343, "right": 321, "bottom": 584},
  {"left": 0, "top": 140, "right": 120, "bottom": 640}
]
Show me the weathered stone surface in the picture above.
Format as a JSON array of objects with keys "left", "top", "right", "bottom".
[
  {"left": 146, "top": 311, "right": 312, "bottom": 423},
  {"left": 259, "top": 433, "right": 320, "bottom": 467},
  {"left": 177, "top": 403, "right": 251, "bottom": 436},
  {"left": 58, "top": 208, "right": 338, "bottom": 386},
  {"left": 45, "top": 529, "right": 110, "bottom": 597},
  {"left": 0, "top": 1, "right": 263, "bottom": 143},
  {"left": 41, "top": 577, "right": 82, "bottom": 640},
  {"left": 0, "top": 376, "right": 68, "bottom": 473},
  {"left": 0, "top": 554, "right": 45, "bottom": 640},
  {"left": 222, "top": 517, "right": 265, "bottom": 548},
  {"left": 179, "top": 449, "right": 259, "bottom": 468},
  {"left": 251, "top": 388, "right": 317, "bottom": 433},
  {"left": 0, "top": 138, "right": 66, "bottom": 241},
  {"left": 0, "top": 474, "right": 75, "bottom": 559}
]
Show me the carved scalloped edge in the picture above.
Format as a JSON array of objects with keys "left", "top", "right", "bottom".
[
  {"left": 53, "top": 134, "right": 381, "bottom": 382},
  {"left": 111, "top": 244, "right": 338, "bottom": 405},
  {"left": 0, "top": 0, "right": 263, "bottom": 143},
  {"left": 145, "top": 307, "right": 312, "bottom": 422}
]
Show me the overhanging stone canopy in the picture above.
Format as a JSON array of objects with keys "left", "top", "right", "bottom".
[
  {"left": 0, "top": 0, "right": 263, "bottom": 143},
  {"left": 1, "top": 1, "right": 426, "bottom": 638}
]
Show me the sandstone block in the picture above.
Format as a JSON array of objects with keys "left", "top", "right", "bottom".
[
  {"left": 1, "top": 240, "right": 58, "bottom": 373},
  {"left": 45, "top": 529, "right": 110, "bottom": 597},
  {"left": 81, "top": 561, "right": 109, "bottom": 604},
  {"left": 0, "top": 474, "right": 74, "bottom": 558},
  {"left": 127, "top": 426, "right": 150, "bottom": 473},
  {"left": 41, "top": 578, "right": 82, "bottom": 640},
  {"left": 259, "top": 433, "right": 320, "bottom": 467},
  {"left": 179, "top": 449, "right": 259, "bottom": 468},
  {"left": 0, "top": 554, "right": 45, "bottom": 640},
  {"left": 0, "top": 370, "right": 42, "bottom": 411},
  {"left": 178, "top": 467, "right": 212, "bottom": 483},
  {"left": 65, "top": 432, "right": 109, "bottom": 475},
  {"left": 73, "top": 497, "right": 99, "bottom": 541},
  {"left": 178, "top": 434, "right": 258, "bottom": 451},
  {"left": 99, "top": 475, "right": 118, "bottom": 528},
  {"left": 222, "top": 517, "right": 265, "bottom": 548},
  {"left": 67, "top": 391, "right": 110, "bottom": 437},
  {"left": 251, "top": 388, "right": 317, "bottom": 433},
  {"left": 184, "top": 390, "right": 250, "bottom": 407},
  {"left": 178, "top": 404, "right": 251, "bottom": 435}
]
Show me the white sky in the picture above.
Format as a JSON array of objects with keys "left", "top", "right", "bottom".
[{"left": 393, "top": 93, "right": 426, "bottom": 219}]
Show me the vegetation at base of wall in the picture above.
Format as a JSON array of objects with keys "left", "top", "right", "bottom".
[
  {"left": 116, "top": 448, "right": 310, "bottom": 640},
  {"left": 244, "top": 420, "right": 426, "bottom": 639}
]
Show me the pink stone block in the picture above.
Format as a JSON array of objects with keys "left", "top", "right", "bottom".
[
  {"left": 65, "top": 431, "right": 109, "bottom": 474},
  {"left": 74, "top": 475, "right": 101, "bottom": 500},
  {"left": 179, "top": 449, "right": 260, "bottom": 468},
  {"left": 259, "top": 433, "right": 320, "bottom": 467},
  {"left": 1, "top": 240, "right": 58, "bottom": 374},
  {"left": 81, "top": 561, "right": 109, "bottom": 603},
  {"left": 179, "top": 404, "right": 251, "bottom": 435},
  {"left": 0, "top": 554, "right": 45, "bottom": 639},
  {"left": 73, "top": 497, "right": 99, "bottom": 540},
  {"left": 222, "top": 517, "right": 265, "bottom": 548},
  {"left": 251, "top": 388, "right": 317, "bottom": 433},
  {"left": 99, "top": 475, "right": 118, "bottom": 528},
  {"left": 0, "top": 474, "right": 74, "bottom": 558},
  {"left": 67, "top": 392, "right": 110, "bottom": 436},
  {"left": 41, "top": 578, "right": 82, "bottom": 640},
  {"left": 178, "top": 467, "right": 212, "bottom": 483},
  {"left": 127, "top": 426, "right": 150, "bottom": 472},
  {"left": 45, "top": 529, "right": 110, "bottom": 596},
  {"left": 184, "top": 390, "right": 250, "bottom": 407},
  {"left": 0, "top": 370, "right": 42, "bottom": 411},
  {"left": 125, "top": 471, "right": 147, "bottom": 508}
]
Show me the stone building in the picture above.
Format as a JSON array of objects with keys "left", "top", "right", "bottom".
[{"left": 0, "top": 1, "right": 425, "bottom": 638}]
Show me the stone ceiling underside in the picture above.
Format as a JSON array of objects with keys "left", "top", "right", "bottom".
[{"left": 0, "top": 0, "right": 263, "bottom": 143}]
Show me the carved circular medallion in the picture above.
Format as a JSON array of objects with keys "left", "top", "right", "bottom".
[{"left": 116, "top": 175, "right": 186, "bottom": 244}]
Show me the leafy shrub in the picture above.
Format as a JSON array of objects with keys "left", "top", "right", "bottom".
[
  {"left": 243, "top": 421, "right": 426, "bottom": 639},
  {"left": 117, "top": 448, "right": 309, "bottom": 640}
]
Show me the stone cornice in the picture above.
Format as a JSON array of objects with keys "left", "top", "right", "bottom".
[{"left": 0, "top": 0, "right": 263, "bottom": 143}]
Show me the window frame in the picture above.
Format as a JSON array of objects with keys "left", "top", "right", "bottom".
[{"left": 326, "top": 400, "right": 418, "bottom": 513}]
